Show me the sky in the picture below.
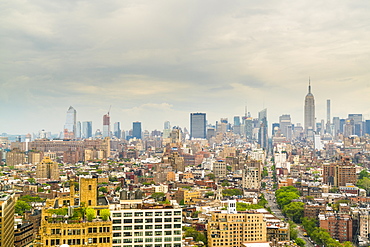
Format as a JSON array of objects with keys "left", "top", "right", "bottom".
[{"left": 1, "top": 0, "right": 370, "bottom": 135}]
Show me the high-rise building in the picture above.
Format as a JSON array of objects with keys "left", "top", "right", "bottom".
[
  {"left": 258, "top": 109, "right": 268, "bottom": 150},
  {"left": 304, "top": 80, "right": 315, "bottom": 134},
  {"left": 326, "top": 99, "right": 332, "bottom": 135},
  {"left": 114, "top": 122, "right": 121, "bottom": 139},
  {"left": 323, "top": 158, "right": 357, "bottom": 187},
  {"left": 0, "top": 193, "right": 15, "bottom": 247},
  {"left": 163, "top": 121, "right": 171, "bottom": 139},
  {"left": 190, "top": 113, "right": 206, "bottom": 139},
  {"left": 110, "top": 200, "right": 182, "bottom": 247},
  {"left": 76, "top": 121, "right": 81, "bottom": 139},
  {"left": 103, "top": 114, "right": 110, "bottom": 138},
  {"left": 333, "top": 117, "right": 340, "bottom": 136},
  {"left": 365, "top": 120, "right": 370, "bottom": 135},
  {"left": 82, "top": 121, "right": 93, "bottom": 138},
  {"left": 348, "top": 114, "right": 363, "bottom": 136},
  {"left": 64, "top": 106, "right": 77, "bottom": 139},
  {"left": 279, "top": 114, "right": 292, "bottom": 139},
  {"left": 207, "top": 204, "right": 267, "bottom": 247},
  {"left": 36, "top": 156, "right": 59, "bottom": 180},
  {"left": 133, "top": 121, "right": 142, "bottom": 139}
]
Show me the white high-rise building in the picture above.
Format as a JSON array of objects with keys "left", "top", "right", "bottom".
[
  {"left": 110, "top": 200, "right": 182, "bottom": 247},
  {"left": 64, "top": 106, "right": 77, "bottom": 138}
]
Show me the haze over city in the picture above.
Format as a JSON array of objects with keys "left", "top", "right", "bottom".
[{"left": 2, "top": 1, "right": 370, "bottom": 134}]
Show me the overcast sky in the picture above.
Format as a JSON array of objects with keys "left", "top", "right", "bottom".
[{"left": 1, "top": 0, "right": 370, "bottom": 135}]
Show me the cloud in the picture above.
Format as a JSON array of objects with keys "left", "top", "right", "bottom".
[{"left": 1, "top": 0, "right": 370, "bottom": 134}]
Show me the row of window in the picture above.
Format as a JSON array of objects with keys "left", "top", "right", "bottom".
[
  {"left": 112, "top": 211, "right": 181, "bottom": 218},
  {"left": 111, "top": 224, "right": 182, "bottom": 230},
  {"left": 113, "top": 244, "right": 181, "bottom": 247},
  {"left": 112, "top": 237, "right": 182, "bottom": 243},
  {"left": 50, "top": 227, "right": 110, "bottom": 235},
  {"left": 114, "top": 230, "right": 181, "bottom": 237},
  {"left": 113, "top": 218, "right": 181, "bottom": 224},
  {"left": 46, "top": 237, "right": 110, "bottom": 246}
]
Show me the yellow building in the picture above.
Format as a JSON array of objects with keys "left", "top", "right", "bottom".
[
  {"left": 36, "top": 156, "right": 59, "bottom": 180},
  {"left": 0, "top": 194, "right": 15, "bottom": 247},
  {"left": 36, "top": 177, "right": 112, "bottom": 247},
  {"left": 207, "top": 208, "right": 267, "bottom": 247},
  {"left": 183, "top": 189, "right": 201, "bottom": 205}
]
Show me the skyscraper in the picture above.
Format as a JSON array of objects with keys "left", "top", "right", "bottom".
[
  {"left": 64, "top": 106, "right": 76, "bottom": 139},
  {"left": 258, "top": 109, "right": 268, "bottom": 150},
  {"left": 304, "top": 80, "right": 315, "bottom": 134},
  {"left": 279, "top": 114, "right": 292, "bottom": 139},
  {"left": 326, "top": 99, "right": 331, "bottom": 134},
  {"left": 114, "top": 122, "right": 121, "bottom": 139},
  {"left": 190, "top": 113, "right": 206, "bottom": 139},
  {"left": 76, "top": 121, "right": 81, "bottom": 139},
  {"left": 102, "top": 113, "right": 110, "bottom": 138},
  {"left": 82, "top": 121, "right": 92, "bottom": 138},
  {"left": 133, "top": 121, "right": 142, "bottom": 139}
]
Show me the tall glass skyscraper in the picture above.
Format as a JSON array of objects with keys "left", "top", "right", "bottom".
[
  {"left": 190, "top": 113, "right": 206, "bottom": 139},
  {"left": 103, "top": 114, "right": 110, "bottom": 138},
  {"left": 64, "top": 106, "right": 76, "bottom": 139},
  {"left": 114, "top": 122, "right": 121, "bottom": 139},
  {"left": 133, "top": 121, "right": 142, "bottom": 139},
  {"left": 82, "top": 121, "right": 92, "bottom": 138}
]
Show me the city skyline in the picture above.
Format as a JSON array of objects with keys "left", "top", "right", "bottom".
[{"left": 2, "top": 1, "right": 370, "bottom": 134}]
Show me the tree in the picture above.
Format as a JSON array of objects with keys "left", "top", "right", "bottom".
[
  {"left": 208, "top": 173, "right": 215, "bottom": 180},
  {"left": 221, "top": 180, "right": 230, "bottom": 187},
  {"left": 262, "top": 167, "right": 268, "bottom": 178},
  {"left": 100, "top": 209, "right": 110, "bottom": 221},
  {"left": 295, "top": 238, "right": 305, "bottom": 247},
  {"left": 15, "top": 200, "right": 31, "bottom": 215},
  {"left": 357, "top": 177, "right": 370, "bottom": 195},
  {"left": 151, "top": 192, "right": 165, "bottom": 201},
  {"left": 359, "top": 169, "right": 370, "bottom": 179},
  {"left": 282, "top": 202, "right": 304, "bottom": 223},
  {"left": 99, "top": 187, "right": 108, "bottom": 193},
  {"left": 86, "top": 208, "right": 96, "bottom": 221},
  {"left": 27, "top": 178, "right": 36, "bottom": 184},
  {"left": 205, "top": 191, "right": 214, "bottom": 197},
  {"left": 222, "top": 189, "right": 243, "bottom": 197}
]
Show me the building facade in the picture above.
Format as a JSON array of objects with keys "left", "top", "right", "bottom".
[{"left": 190, "top": 113, "right": 206, "bottom": 139}]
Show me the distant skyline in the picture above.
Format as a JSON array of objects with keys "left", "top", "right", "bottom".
[{"left": 2, "top": 1, "right": 370, "bottom": 134}]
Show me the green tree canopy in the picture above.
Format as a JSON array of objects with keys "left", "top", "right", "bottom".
[
  {"left": 282, "top": 202, "right": 304, "bottom": 223},
  {"left": 100, "top": 209, "right": 110, "bottom": 221},
  {"left": 151, "top": 192, "right": 165, "bottom": 201},
  {"left": 221, "top": 180, "right": 230, "bottom": 187},
  {"left": 86, "top": 208, "right": 96, "bottom": 221},
  {"left": 357, "top": 177, "right": 370, "bottom": 195},
  {"left": 15, "top": 200, "right": 31, "bottom": 215},
  {"left": 295, "top": 238, "right": 305, "bottom": 247}
]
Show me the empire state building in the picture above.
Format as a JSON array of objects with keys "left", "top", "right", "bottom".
[{"left": 304, "top": 80, "right": 315, "bottom": 133}]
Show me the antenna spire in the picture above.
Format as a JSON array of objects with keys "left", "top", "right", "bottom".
[{"left": 308, "top": 77, "right": 311, "bottom": 93}]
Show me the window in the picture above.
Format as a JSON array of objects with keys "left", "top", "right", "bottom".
[
  {"left": 164, "top": 231, "right": 171, "bottom": 236},
  {"left": 145, "top": 231, "right": 153, "bottom": 236},
  {"left": 155, "top": 212, "right": 162, "bottom": 216},
  {"left": 174, "top": 224, "right": 181, "bottom": 228},
  {"left": 164, "top": 238, "right": 171, "bottom": 242},
  {"left": 124, "top": 239, "right": 133, "bottom": 243},
  {"left": 113, "top": 219, "right": 122, "bottom": 224},
  {"left": 88, "top": 200, "right": 92, "bottom": 206},
  {"left": 164, "top": 218, "right": 171, "bottom": 222},
  {"left": 155, "top": 218, "right": 162, "bottom": 223},
  {"left": 145, "top": 238, "right": 153, "bottom": 242},
  {"left": 164, "top": 225, "right": 172, "bottom": 229},
  {"left": 145, "top": 225, "right": 153, "bottom": 229},
  {"left": 164, "top": 212, "right": 172, "bottom": 216},
  {"left": 174, "top": 218, "right": 181, "bottom": 222},
  {"left": 135, "top": 212, "right": 144, "bottom": 217},
  {"left": 145, "top": 212, "right": 153, "bottom": 216},
  {"left": 174, "top": 211, "right": 181, "bottom": 215},
  {"left": 174, "top": 237, "right": 181, "bottom": 241},
  {"left": 113, "top": 239, "right": 122, "bottom": 243},
  {"left": 155, "top": 231, "right": 162, "bottom": 236},
  {"left": 155, "top": 225, "right": 163, "bottom": 229},
  {"left": 124, "top": 226, "right": 133, "bottom": 230},
  {"left": 155, "top": 238, "right": 162, "bottom": 242},
  {"left": 113, "top": 226, "right": 122, "bottom": 230},
  {"left": 113, "top": 233, "right": 122, "bottom": 237},
  {"left": 134, "top": 238, "right": 144, "bottom": 243},
  {"left": 124, "top": 219, "right": 133, "bottom": 223},
  {"left": 124, "top": 213, "right": 133, "bottom": 217},
  {"left": 113, "top": 213, "right": 122, "bottom": 217},
  {"left": 89, "top": 185, "right": 92, "bottom": 190},
  {"left": 145, "top": 219, "right": 153, "bottom": 223},
  {"left": 135, "top": 225, "right": 144, "bottom": 230},
  {"left": 135, "top": 232, "right": 144, "bottom": 236},
  {"left": 124, "top": 232, "right": 132, "bottom": 237},
  {"left": 174, "top": 230, "right": 181, "bottom": 235},
  {"left": 135, "top": 219, "right": 143, "bottom": 223}
]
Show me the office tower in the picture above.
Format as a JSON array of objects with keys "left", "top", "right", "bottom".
[
  {"left": 82, "top": 121, "right": 93, "bottom": 138},
  {"left": 103, "top": 113, "right": 110, "bottom": 138},
  {"left": 333, "top": 117, "right": 340, "bottom": 136},
  {"left": 365, "top": 120, "right": 370, "bottom": 135},
  {"left": 244, "top": 117, "right": 253, "bottom": 141},
  {"left": 339, "top": 118, "right": 346, "bottom": 134},
  {"left": 207, "top": 204, "right": 267, "bottom": 246},
  {"left": 114, "top": 122, "right": 121, "bottom": 139},
  {"left": 163, "top": 121, "right": 171, "bottom": 138},
  {"left": 36, "top": 156, "right": 59, "bottom": 180},
  {"left": 76, "top": 121, "right": 81, "bottom": 139},
  {"left": 258, "top": 109, "right": 268, "bottom": 150},
  {"left": 233, "top": 116, "right": 241, "bottom": 135},
  {"left": 279, "top": 114, "right": 292, "bottom": 139},
  {"left": 190, "top": 113, "right": 206, "bottom": 139},
  {"left": 326, "top": 100, "right": 332, "bottom": 134},
  {"left": 348, "top": 114, "right": 363, "bottom": 136},
  {"left": 0, "top": 193, "right": 15, "bottom": 247},
  {"left": 272, "top": 123, "right": 280, "bottom": 136},
  {"left": 304, "top": 80, "right": 315, "bottom": 133},
  {"left": 110, "top": 200, "right": 182, "bottom": 247},
  {"left": 133, "top": 121, "right": 142, "bottom": 139},
  {"left": 64, "top": 106, "right": 77, "bottom": 139}
]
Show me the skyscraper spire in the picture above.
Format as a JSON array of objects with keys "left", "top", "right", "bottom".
[{"left": 308, "top": 77, "right": 311, "bottom": 94}]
